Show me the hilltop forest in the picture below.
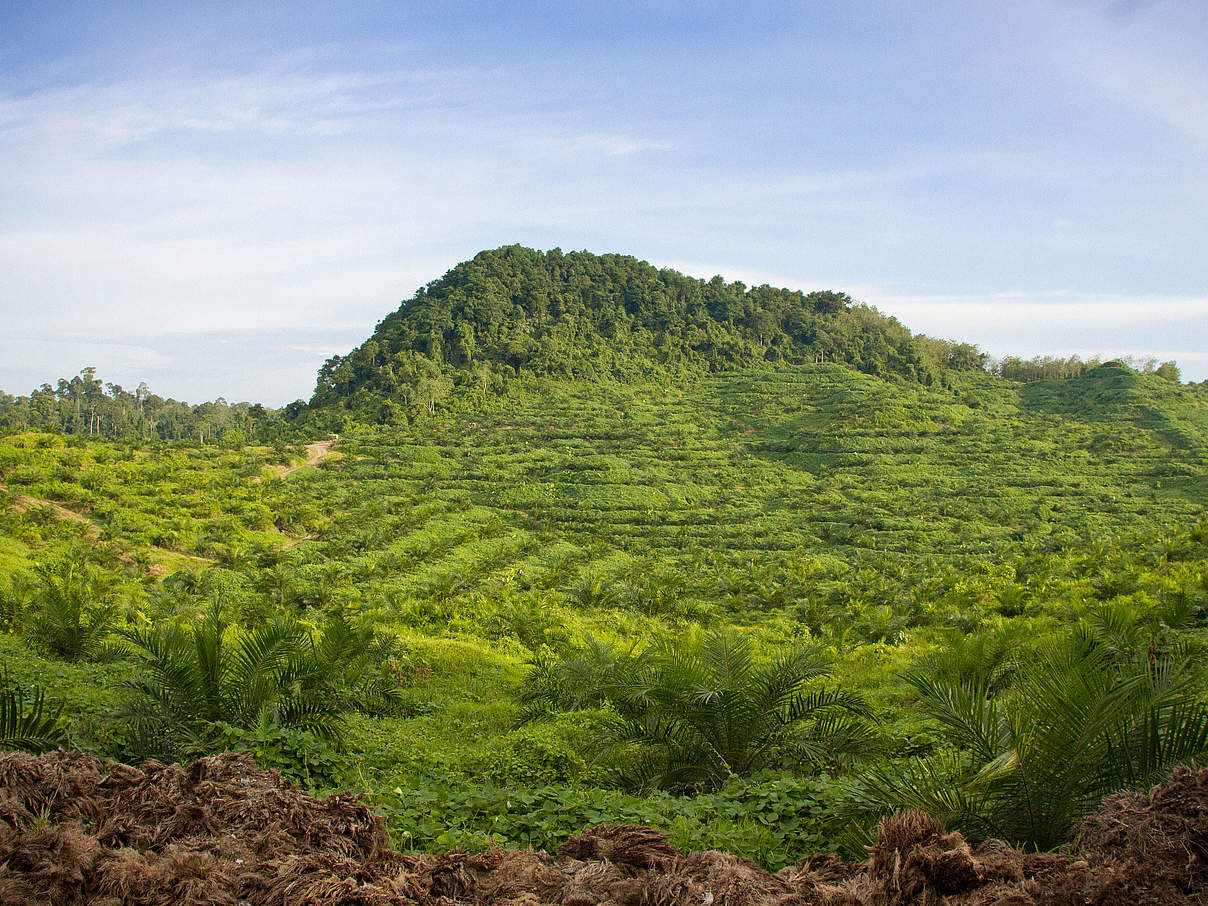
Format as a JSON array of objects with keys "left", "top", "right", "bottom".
[{"left": 1, "top": 246, "right": 1207, "bottom": 869}]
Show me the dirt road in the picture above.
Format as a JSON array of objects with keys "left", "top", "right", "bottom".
[{"left": 276, "top": 439, "right": 336, "bottom": 478}]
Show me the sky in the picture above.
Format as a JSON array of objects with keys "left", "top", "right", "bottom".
[{"left": 1, "top": 0, "right": 1206, "bottom": 404}]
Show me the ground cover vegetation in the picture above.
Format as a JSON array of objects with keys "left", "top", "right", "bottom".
[{"left": 1, "top": 247, "right": 1207, "bottom": 873}]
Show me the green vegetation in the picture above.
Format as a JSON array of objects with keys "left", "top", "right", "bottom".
[
  {"left": 522, "top": 630, "right": 869, "bottom": 791},
  {"left": 30, "top": 562, "right": 121, "bottom": 661},
  {"left": 866, "top": 628, "right": 1208, "bottom": 849},
  {"left": 0, "top": 366, "right": 293, "bottom": 442},
  {"left": 118, "top": 600, "right": 347, "bottom": 759},
  {"left": 0, "top": 668, "right": 67, "bottom": 753},
  {"left": 308, "top": 245, "right": 988, "bottom": 424},
  {"left": 1, "top": 247, "right": 1207, "bottom": 865}
]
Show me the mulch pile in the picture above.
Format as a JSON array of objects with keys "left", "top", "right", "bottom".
[{"left": 1, "top": 750, "right": 1204, "bottom": 905}]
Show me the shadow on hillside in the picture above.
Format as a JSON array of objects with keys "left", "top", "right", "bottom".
[{"left": 1020, "top": 362, "right": 1205, "bottom": 454}]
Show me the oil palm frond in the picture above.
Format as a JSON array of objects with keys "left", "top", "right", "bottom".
[{"left": 0, "top": 669, "right": 67, "bottom": 753}]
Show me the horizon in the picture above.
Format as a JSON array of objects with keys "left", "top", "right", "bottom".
[
  {"left": 0, "top": 243, "right": 1200, "bottom": 407},
  {"left": 3, "top": 1, "right": 1207, "bottom": 403}
]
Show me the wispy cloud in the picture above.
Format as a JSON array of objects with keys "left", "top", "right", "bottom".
[
  {"left": 0, "top": 56, "right": 693, "bottom": 399},
  {"left": 859, "top": 290, "right": 1208, "bottom": 329},
  {"left": 1020, "top": 0, "right": 1208, "bottom": 150},
  {"left": 0, "top": 59, "right": 675, "bottom": 333},
  {"left": 860, "top": 288, "right": 1208, "bottom": 375}
]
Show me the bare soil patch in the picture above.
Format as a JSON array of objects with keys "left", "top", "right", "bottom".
[
  {"left": 275, "top": 440, "right": 336, "bottom": 479},
  {"left": 8, "top": 496, "right": 101, "bottom": 539}
]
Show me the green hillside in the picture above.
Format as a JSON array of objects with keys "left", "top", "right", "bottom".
[
  {"left": 308, "top": 246, "right": 987, "bottom": 419},
  {"left": 2, "top": 249, "right": 1208, "bottom": 866}
]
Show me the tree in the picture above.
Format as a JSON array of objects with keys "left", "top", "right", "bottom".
[
  {"left": 520, "top": 629, "right": 870, "bottom": 791},
  {"left": 1155, "top": 361, "right": 1181, "bottom": 383},
  {"left": 868, "top": 635, "right": 1208, "bottom": 849},
  {"left": 79, "top": 366, "right": 102, "bottom": 435},
  {"left": 0, "top": 369, "right": 285, "bottom": 441},
  {"left": 805, "top": 290, "right": 852, "bottom": 315}
]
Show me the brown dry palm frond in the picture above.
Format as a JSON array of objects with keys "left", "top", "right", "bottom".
[{"left": 0, "top": 749, "right": 1205, "bottom": 905}]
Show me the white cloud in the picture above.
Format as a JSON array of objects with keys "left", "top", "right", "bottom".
[
  {"left": 0, "top": 335, "right": 172, "bottom": 376},
  {"left": 861, "top": 288, "right": 1208, "bottom": 380},
  {"left": 0, "top": 58, "right": 693, "bottom": 399},
  {"left": 859, "top": 290, "right": 1208, "bottom": 329},
  {"left": 4, "top": 28, "right": 1208, "bottom": 399},
  {"left": 0, "top": 61, "right": 683, "bottom": 341}
]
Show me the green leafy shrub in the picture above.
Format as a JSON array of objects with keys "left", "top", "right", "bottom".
[
  {"left": 476, "top": 724, "right": 587, "bottom": 785},
  {"left": 212, "top": 721, "right": 344, "bottom": 788},
  {"left": 375, "top": 769, "right": 863, "bottom": 867}
]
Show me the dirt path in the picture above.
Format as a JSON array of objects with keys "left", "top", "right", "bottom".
[
  {"left": 8, "top": 493, "right": 217, "bottom": 570},
  {"left": 275, "top": 439, "right": 336, "bottom": 478},
  {"left": 1, "top": 439, "right": 338, "bottom": 569}
]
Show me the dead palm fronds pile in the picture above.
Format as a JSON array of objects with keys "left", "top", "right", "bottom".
[{"left": 0, "top": 749, "right": 1204, "bottom": 905}]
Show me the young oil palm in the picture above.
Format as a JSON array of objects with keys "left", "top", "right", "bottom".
[
  {"left": 117, "top": 598, "right": 342, "bottom": 758},
  {"left": 30, "top": 562, "right": 120, "bottom": 662},
  {"left": 517, "top": 634, "right": 645, "bottom": 721},
  {"left": 869, "top": 636, "right": 1208, "bottom": 849},
  {"left": 521, "top": 629, "right": 870, "bottom": 791},
  {"left": 312, "top": 610, "right": 407, "bottom": 717},
  {"left": 611, "top": 629, "right": 871, "bottom": 790},
  {"left": 0, "top": 574, "right": 36, "bottom": 633},
  {"left": 0, "top": 669, "right": 67, "bottom": 753}
]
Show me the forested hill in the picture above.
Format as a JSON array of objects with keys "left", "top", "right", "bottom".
[{"left": 309, "top": 246, "right": 988, "bottom": 415}]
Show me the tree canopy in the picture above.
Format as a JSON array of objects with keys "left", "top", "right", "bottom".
[
  {"left": 0, "top": 368, "right": 292, "bottom": 442},
  {"left": 309, "top": 246, "right": 990, "bottom": 417}
]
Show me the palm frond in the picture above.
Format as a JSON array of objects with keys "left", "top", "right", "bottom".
[
  {"left": 885, "top": 634, "right": 1208, "bottom": 850},
  {"left": 0, "top": 670, "right": 67, "bottom": 753},
  {"left": 863, "top": 749, "right": 1003, "bottom": 840},
  {"left": 524, "top": 627, "right": 865, "bottom": 790},
  {"left": 907, "top": 673, "right": 1004, "bottom": 763}
]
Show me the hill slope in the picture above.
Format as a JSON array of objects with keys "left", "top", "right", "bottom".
[
  {"left": 309, "top": 246, "right": 987, "bottom": 416},
  {"left": 3, "top": 248, "right": 1208, "bottom": 865}
]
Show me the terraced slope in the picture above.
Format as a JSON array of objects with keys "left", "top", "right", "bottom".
[
  {"left": 2, "top": 358, "right": 1207, "bottom": 861},
  {"left": 291, "top": 365, "right": 1206, "bottom": 612},
  {"left": 4, "top": 362, "right": 1203, "bottom": 622}
]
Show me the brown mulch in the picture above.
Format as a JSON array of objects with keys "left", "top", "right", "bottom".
[{"left": 0, "top": 750, "right": 1204, "bottom": 905}]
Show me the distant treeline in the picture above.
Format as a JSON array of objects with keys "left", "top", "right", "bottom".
[
  {"left": 0, "top": 368, "right": 298, "bottom": 443},
  {"left": 994, "top": 355, "right": 1181, "bottom": 384}
]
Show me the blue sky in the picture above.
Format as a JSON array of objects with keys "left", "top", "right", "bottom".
[{"left": 2, "top": 0, "right": 1206, "bottom": 403}]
